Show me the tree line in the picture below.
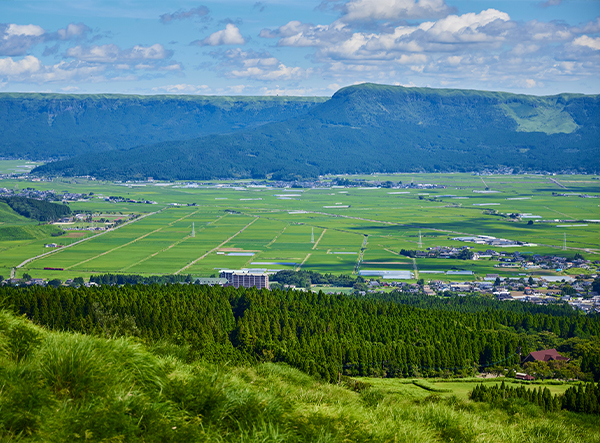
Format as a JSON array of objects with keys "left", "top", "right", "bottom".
[
  {"left": 1, "top": 284, "right": 599, "bottom": 382},
  {"left": 1, "top": 196, "right": 71, "bottom": 222},
  {"left": 470, "top": 381, "right": 600, "bottom": 415}
]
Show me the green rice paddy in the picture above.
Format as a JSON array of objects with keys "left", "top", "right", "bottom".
[{"left": 1, "top": 169, "right": 599, "bottom": 281}]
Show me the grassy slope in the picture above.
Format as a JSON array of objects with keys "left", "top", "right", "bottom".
[
  {"left": 1, "top": 310, "right": 599, "bottom": 443},
  {"left": 0, "top": 201, "right": 63, "bottom": 241}
]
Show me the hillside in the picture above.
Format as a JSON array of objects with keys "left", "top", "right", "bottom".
[
  {"left": 0, "top": 93, "right": 327, "bottom": 159},
  {"left": 0, "top": 196, "right": 71, "bottom": 222},
  {"left": 1, "top": 290, "right": 599, "bottom": 442},
  {"left": 33, "top": 84, "right": 600, "bottom": 180}
]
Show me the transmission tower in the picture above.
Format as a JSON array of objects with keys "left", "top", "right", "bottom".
[
  {"left": 191, "top": 222, "right": 195, "bottom": 238},
  {"left": 418, "top": 230, "right": 423, "bottom": 248},
  {"left": 311, "top": 227, "right": 314, "bottom": 243}
]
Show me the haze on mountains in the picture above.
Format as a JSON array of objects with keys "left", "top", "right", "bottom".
[{"left": 5, "top": 83, "right": 598, "bottom": 180}]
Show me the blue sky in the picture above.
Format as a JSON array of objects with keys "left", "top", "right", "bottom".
[{"left": 1, "top": 0, "right": 599, "bottom": 96}]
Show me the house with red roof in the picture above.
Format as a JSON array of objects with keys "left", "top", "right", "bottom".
[{"left": 522, "top": 349, "right": 569, "bottom": 364}]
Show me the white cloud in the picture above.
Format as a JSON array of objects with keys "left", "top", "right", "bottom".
[
  {"left": 5, "top": 24, "right": 44, "bottom": 37},
  {"left": 0, "top": 23, "right": 46, "bottom": 56},
  {"left": 66, "top": 43, "right": 173, "bottom": 63},
  {"left": 340, "top": 0, "right": 454, "bottom": 22},
  {"left": 195, "top": 24, "right": 245, "bottom": 46},
  {"left": 210, "top": 48, "right": 312, "bottom": 82},
  {"left": 0, "top": 56, "right": 107, "bottom": 83},
  {"left": 160, "top": 6, "right": 210, "bottom": 24},
  {"left": 230, "top": 63, "right": 312, "bottom": 81},
  {"left": 423, "top": 9, "right": 511, "bottom": 43},
  {"left": 258, "top": 86, "right": 323, "bottom": 96},
  {"left": 57, "top": 23, "right": 90, "bottom": 39},
  {"left": 152, "top": 84, "right": 212, "bottom": 94},
  {"left": 0, "top": 55, "right": 41, "bottom": 75},
  {"left": 573, "top": 35, "right": 600, "bottom": 51},
  {"left": 66, "top": 44, "right": 120, "bottom": 63}
]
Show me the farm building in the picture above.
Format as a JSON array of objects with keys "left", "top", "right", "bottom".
[{"left": 522, "top": 349, "right": 570, "bottom": 364}]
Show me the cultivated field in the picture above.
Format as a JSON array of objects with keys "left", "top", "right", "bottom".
[{"left": 1, "top": 170, "right": 599, "bottom": 281}]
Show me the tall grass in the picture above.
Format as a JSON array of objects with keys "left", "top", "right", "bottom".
[{"left": 1, "top": 310, "right": 599, "bottom": 442}]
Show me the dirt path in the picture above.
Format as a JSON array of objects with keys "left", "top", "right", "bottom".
[
  {"left": 548, "top": 177, "right": 567, "bottom": 189},
  {"left": 175, "top": 217, "right": 258, "bottom": 274},
  {"left": 412, "top": 258, "right": 419, "bottom": 280},
  {"left": 296, "top": 253, "right": 312, "bottom": 271},
  {"left": 543, "top": 206, "right": 575, "bottom": 220},
  {"left": 312, "top": 228, "right": 327, "bottom": 249},
  {"left": 266, "top": 225, "right": 287, "bottom": 248},
  {"left": 65, "top": 209, "right": 200, "bottom": 270},
  {"left": 15, "top": 208, "right": 164, "bottom": 271}
]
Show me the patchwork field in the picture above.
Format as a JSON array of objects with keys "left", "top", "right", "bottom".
[{"left": 1, "top": 169, "right": 599, "bottom": 281}]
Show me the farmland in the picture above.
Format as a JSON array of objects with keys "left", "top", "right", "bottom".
[{"left": 1, "top": 169, "right": 599, "bottom": 281}]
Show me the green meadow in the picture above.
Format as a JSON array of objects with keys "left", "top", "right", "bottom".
[{"left": 1, "top": 170, "right": 599, "bottom": 281}]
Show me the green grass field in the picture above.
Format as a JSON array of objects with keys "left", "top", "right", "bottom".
[{"left": 1, "top": 169, "right": 599, "bottom": 280}]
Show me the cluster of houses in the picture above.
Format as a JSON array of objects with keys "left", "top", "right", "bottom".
[
  {"left": 0, "top": 187, "right": 91, "bottom": 202},
  {"left": 1, "top": 277, "right": 98, "bottom": 288},
  {"left": 418, "top": 244, "right": 597, "bottom": 274},
  {"left": 452, "top": 235, "right": 533, "bottom": 248},
  {"left": 103, "top": 195, "right": 157, "bottom": 204}
]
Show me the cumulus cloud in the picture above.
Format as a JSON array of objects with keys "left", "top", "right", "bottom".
[
  {"left": 209, "top": 48, "right": 312, "bottom": 81},
  {"left": 258, "top": 4, "right": 600, "bottom": 93},
  {"left": 230, "top": 63, "right": 312, "bottom": 81},
  {"left": 0, "top": 23, "right": 45, "bottom": 56},
  {"left": 0, "top": 55, "right": 42, "bottom": 76},
  {"left": 260, "top": 20, "right": 351, "bottom": 48},
  {"left": 0, "top": 56, "right": 107, "bottom": 83},
  {"left": 66, "top": 43, "right": 172, "bottom": 63},
  {"left": 269, "top": 9, "right": 513, "bottom": 64},
  {"left": 340, "top": 0, "right": 454, "bottom": 22},
  {"left": 573, "top": 35, "right": 600, "bottom": 51},
  {"left": 5, "top": 24, "right": 45, "bottom": 37},
  {"left": 56, "top": 23, "right": 91, "bottom": 39},
  {"left": 152, "top": 83, "right": 212, "bottom": 94},
  {"left": 193, "top": 24, "right": 245, "bottom": 46},
  {"left": 160, "top": 6, "right": 210, "bottom": 24},
  {"left": 0, "top": 22, "right": 94, "bottom": 56}
]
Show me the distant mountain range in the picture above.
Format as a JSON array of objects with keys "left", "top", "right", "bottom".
[
  {"left": 4, "top": 84, "right": 598, "bottom": 179},
  {"left": 0, "top": 93, "right": 326, "bottom": 159}
]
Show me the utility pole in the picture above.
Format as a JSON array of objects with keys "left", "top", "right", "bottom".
[
  {"left": 563, "top": 232, "right": 567, "bottom": 251},
  {"left": 311, "top": 227, "right": 314, "bottom": 243},
  {"left": 418, "top": 230, "right": 422, "bottom": 248},
  {"left": 191, "top": 222, "right": 195, "bottom": 238}
]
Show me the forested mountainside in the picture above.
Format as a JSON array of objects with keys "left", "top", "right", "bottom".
[
  {"left": 0, "top": 94, "right": 327, "bottom": 159},
  {"left": 34, "top": 83, "right": 600, "bottom": 180}
]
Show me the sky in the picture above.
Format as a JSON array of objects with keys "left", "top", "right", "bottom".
[{"left": 0, "top": 0, "right": 599, "bottom": 96}]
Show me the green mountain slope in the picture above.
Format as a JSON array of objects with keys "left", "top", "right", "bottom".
[
  {"left": 0, "top": 93, "right": 327, "bottom": 159},
  {"left": 34, "top": 83, "right": 599, "bottom": 179}
]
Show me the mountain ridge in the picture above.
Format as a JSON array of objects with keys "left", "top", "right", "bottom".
[{"left": 27, "top": 83, "right": 600, "bottom": 179}]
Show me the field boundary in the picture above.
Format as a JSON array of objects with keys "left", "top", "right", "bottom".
[
  {"left": 64, "top": 209, "right": 201, "bottom": 270},
  {"left": 175, "top": 217, "right": 259, "bottom": 274},
  {"left": 312, "top": 228, "right": 326, "bottom": 249},
  {"left": 14, "top": 208, "right": 165, "bottom": 272}
]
